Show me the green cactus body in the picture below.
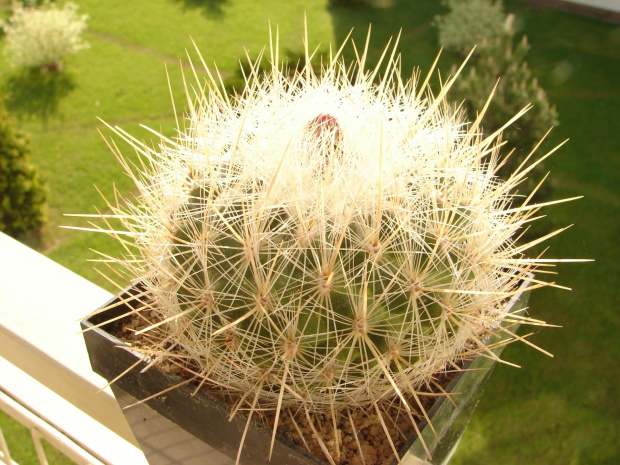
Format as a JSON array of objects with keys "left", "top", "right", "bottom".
[{"left": 146, "top": 86, "right": 517, "bottom": 413}]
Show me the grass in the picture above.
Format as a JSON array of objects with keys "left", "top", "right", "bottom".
[{"left": 1, "top": 0, "right": 618, "bottom": 464}]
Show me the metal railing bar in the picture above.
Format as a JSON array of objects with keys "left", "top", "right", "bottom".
[
  {"left": 0, "top": 324, "right": 137, "bottom": 447},
  {"left": 0, "top": 450, "right": 18, "bottom": 465},
  {"left": 0, "top": 390, "right": 104, "bottom": 465},
  {"left": 0, "top": 426, "right": 15, "bottom": 465},
  {"left": 31, "top": 429, "right": 49, "bottom": 465}
]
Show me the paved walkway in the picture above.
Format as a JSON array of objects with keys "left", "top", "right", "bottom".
[
  {"left": 566, "top": 0, "right": 620, "bottom": 14},
  {"left": 515, "top": 0, "right": 620, "bottom": 23}
]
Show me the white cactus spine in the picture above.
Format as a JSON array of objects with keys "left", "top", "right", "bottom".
[{"left": 78, "top": 32, "right": 584, "bottom": 465}]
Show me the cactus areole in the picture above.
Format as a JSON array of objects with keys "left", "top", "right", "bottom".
[{"left": 79, "top": 32, "right": 580, "bottom": 465}]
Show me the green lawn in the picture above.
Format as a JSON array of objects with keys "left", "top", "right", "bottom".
[{"left": 1, "top": 0, "right": 618, "bottom": 464}]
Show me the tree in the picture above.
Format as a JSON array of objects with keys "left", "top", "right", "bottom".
[
  {"left": 1, "top": 1, "right": 88, "bottom": 72},
  {"left": 450, "top": 15, "right": 559, "bottom": 198},
  {"left": 435, "top": 0, "right": 506, "bottom": 55},
  {"left": 0, "top": 100, "right": 47, "bottom": 238}
]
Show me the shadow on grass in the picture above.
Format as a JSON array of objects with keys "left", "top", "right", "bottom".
[
  {"left": 327, "top": 0, "right": 446, "bottom": 75},
  {"left": 171, "top": 0, "right": 230, "bottom": 19},
  {"left": 4, "top": 69, "right": 75, "bottom": 120},
  {"left": 223, "top": 48, "right": 331, "bottom": 95}
]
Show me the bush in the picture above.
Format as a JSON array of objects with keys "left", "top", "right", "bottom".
[
  {"left": 0, "top": 100, "right": 47, "bottom": 238},
  {"left": 450, "top": 15, "right": 559, "bottom": 198},
  {"left": 1, "top": 1, "right": 89, "bottom": 72},
  {"left": 435, "top": 0, "right": 506, "bottom": 55}
]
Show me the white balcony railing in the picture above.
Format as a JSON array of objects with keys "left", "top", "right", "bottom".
[{"left": 0, "top": 231, "right": 148, "bottom": 465}]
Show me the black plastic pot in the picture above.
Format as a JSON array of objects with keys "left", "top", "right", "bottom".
[{"left": 81, "top": 280, "right": 530, "bottom": 465}]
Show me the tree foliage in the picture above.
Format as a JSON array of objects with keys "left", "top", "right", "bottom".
[
  {"left": 435, "top": 0, "right": 506, "bottom": 55},
  {"left": 0, "top": 100, "right": 47, "bottom": 238},
  {"left": 1, "top": 1, "right": 88, "bottom": 71},
  {"left": 450, "top": 15, "right": 559, "bottom": 197}
]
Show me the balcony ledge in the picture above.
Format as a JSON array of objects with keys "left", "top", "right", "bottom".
[{"left": 0, "top": 231, "right": 147, "bottom": 464}]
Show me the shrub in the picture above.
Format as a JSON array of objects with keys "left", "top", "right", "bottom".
[
  {"left": 435, "top": 0, "right": 506, "bottom": 55},
  {"left": 1, "top": 1, "right": 89, "bottom": 72},
  {"left": 450, "top": 15, "right": 559, "bottom": 197},
  {"left": 0, "top": 100, "right": 47, "bottom": 238}
]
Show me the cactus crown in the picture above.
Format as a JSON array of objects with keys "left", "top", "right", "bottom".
[{"left": 82, "top": 31, "right": 578, "bottom": 465}]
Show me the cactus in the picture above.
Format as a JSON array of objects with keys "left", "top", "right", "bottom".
[{"left": 83, "top": 33, "right": 580, "bottom": 465}]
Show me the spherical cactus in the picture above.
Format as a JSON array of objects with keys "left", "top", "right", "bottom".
[{"left": 87, "top": 34, "right": 578, "bottom": 464}]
